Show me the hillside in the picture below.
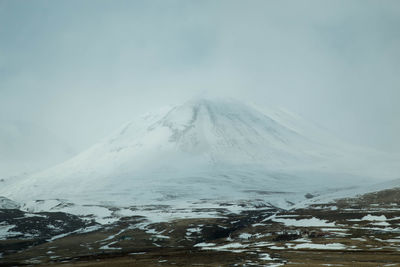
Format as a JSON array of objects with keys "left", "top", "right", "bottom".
[{"left": 1, "top": 98, "right": 398, "bottom": 219}]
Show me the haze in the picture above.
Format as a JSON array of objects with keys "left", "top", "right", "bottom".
[{"left": 1, "top": 0, "right": 399, "bottom": 157}]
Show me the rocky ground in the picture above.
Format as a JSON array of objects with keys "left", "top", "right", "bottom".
[{"left": 2, "top": 189, "right": 400, "bottom": 266}]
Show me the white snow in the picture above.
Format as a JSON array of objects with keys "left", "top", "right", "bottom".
[
  {"left": 253, "top": 241, "right": 274, "bottom": 247},
  {"left": 259, "top": 253, "right": 273, "bottom": 260},
  {"left": 99, "top": 241, "right": 121, "bottom": 250},
  {"left": 48, "top": 225, "right": 101, "bottom": 241},
  {"left": 292, "top": 243, "right": 346, "bottom": 250},
  {"left": 101, "top": 229, "right": 126, "bottom": 242},
  {"left": 269, "top": 246, "right": 286, "bottom": 250},
  {"left": 196, "top": 242, "right": 248, "bottom": 252},
  {"left": 252, "top": 223, "right": 267, "bottom": 227},
  {"left": 1, "top": 98, "right": 400, "bottom": 223},
  {"left": 272, "top": 217, "right": 335, "bottom": 227},
  {"left": 0, "top": 223, "right": 21, "bottom": 239},
  {"left": 361, "top": 214, "right": 387, "bottom": 221},
  {"left": 292, "top": 238, "right": 311, "bottom": 243},
  {"left": 386, "top": 238, "right": 400, "bottom": 243},
  {"left": 320, "top": 228, "right": 348, "bottom": 232},
  {"left": 48, "top": 232, "right": 74, "bottom": 241},
  {"left": 373, "top": 221, "right": 390, "bottom": 226},
  {"left": 194, "top": 242, "right": 216, "bottom": 247},
  {"left": 186, "top": 227, "right": 202, "bottom": 236},
  {"left": 239, "top": 233, "right": 252, "bottom": 239},
  {"left": 0, "top": 197, "right": 20, "bottom": 209}
]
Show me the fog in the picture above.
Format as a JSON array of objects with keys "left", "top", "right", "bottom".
[{"left": 1, "top": 0, "right": 399, "bottom": 156}]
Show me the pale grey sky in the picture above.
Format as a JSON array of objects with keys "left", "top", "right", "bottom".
[{"left": 1, "top": 0, "right": 399, "bottom": 153}]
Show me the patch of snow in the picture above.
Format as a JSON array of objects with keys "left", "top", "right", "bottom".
[
  {"left": 0, "top": 223, "right": 21, "bottom": 239},
  {"left": 320, "top": 228, "right": 348, "bottom": 232},
  {"left": 187, "top": 227, "right": 202, "bottom": 233},
  {"left": 253, "top": 242, "right": 274, "bottom": 247},
  {"left": 273, "top": 217, "right": 335, "bottom": 227},
  {"left": 23, "top": 213, "right": 47, "bottom": 218},
  {"left": 292, "top": 243, "right": 346, "bottom": 250},
  {"left": 386, "top": 238, "right": 400, "bottom": 243},
  {"left": 373, "top": 221, "right": 390, "bottom": 226},
  {"left": 269, "top": 246, "right": 285, "bottom": 250},
  {"left": 292, "top": 238, "right": 311, "bottom": 243},
  {"left": 259, "top": 253, "right": 273, "bottom": 260},
  {"left": 239, "top": 233, "right": 252, "bottom": 239},
  {"left": 145, "top": 228, "right": 158, "bottom": 234},
  {"left": 0, "top": 196, "right": 20, "bottom": 209},
  {"left": 362, "top": 214, "right": 387, "bottom": 221},
  {"left": 194, "top": 242, "right": 216, "bottom": 247},
  {"left": 101, "top": 229, "right": 126, "bottom": 242},
  {"left": 100, "top": 241, "right": 121, "bottom": 250},
  {"left": 199, "top": 242, "right": 248, "bottom": 252},
  {"left": 186, "top": 227, "right": 202, "bottom": 237},
  {"left": 48, "top": 232, "right": 73, "bottom": 241},
  {"left": 48, "top": 225, "right": 101, "bottom": 242}
]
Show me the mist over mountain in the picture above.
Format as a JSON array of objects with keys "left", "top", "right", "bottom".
[
  {"left": 2, "top": 98, "right": 398, "bottom": 213},
  {"left": 0, "top": 120, "right": 74, "bottom": 178}
]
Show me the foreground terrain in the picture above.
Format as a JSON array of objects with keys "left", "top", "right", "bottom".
[{"left": 2, "top": 189, "right": 400, "bottom": 266}]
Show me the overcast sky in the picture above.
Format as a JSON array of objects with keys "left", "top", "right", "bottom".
[{"left": 1, "top": 0, "right": 399, "bottom": 153}]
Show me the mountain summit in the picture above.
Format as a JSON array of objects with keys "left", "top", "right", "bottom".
[{"left": 2, "top": 98, "right": 399, "bottom": 212}]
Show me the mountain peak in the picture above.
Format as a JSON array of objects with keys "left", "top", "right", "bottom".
[{"left": 2, "top": 98, "right": 398, "bottom": 210}]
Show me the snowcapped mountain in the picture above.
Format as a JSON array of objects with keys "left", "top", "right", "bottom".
[
  {"left": 1, "top": 98, "right": 399, "bottom": 216},
  {"left": 0, "top": 120, "right": 74, "bottom": 178}
]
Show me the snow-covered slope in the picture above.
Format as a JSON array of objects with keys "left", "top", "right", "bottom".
[{"left": 1, "top": 98, "right": 399, "bottom": 215}]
